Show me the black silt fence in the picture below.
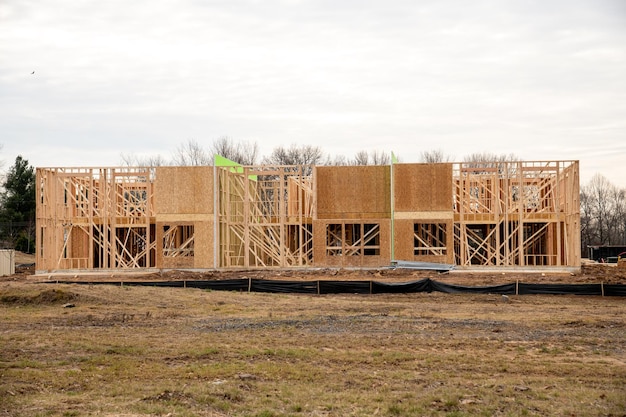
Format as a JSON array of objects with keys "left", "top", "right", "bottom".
[{"left": 48, "top": 278, "right": 626, "bottom": 297}]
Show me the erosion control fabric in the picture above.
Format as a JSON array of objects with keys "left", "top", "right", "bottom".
[{"left": 48, "top": 278, "right": 626, "bottom": 296}]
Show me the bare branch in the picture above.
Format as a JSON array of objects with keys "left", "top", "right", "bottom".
[
  {"left": 349, "top": 150, "right": 390, "bottom": 165},
  {"left": 262, "top": 144, "right": 326, "bottom": 166},
  {"left": 120, "top": 152, "right": 169, "bottom": 167},
  {"left": 172, "top": 139, "right": 211, "bottom": 166},
  {"left": 419, "top": 149, "right": 452, "bottom": 163},
  {"left": 210, "top": 137, "right": 259, "bottom": 165}
]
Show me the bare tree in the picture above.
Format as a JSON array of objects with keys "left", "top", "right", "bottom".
[
  {"left": 0, "top": 144, "right": 5, "bottom": 190},
  {"left": 349, "top": 150, "right": 390, "bottom": 166},
  {"left": 612, "top": 187, "right": 626, "bottom": 246},
  {"left": 210, "top": 137, "right": 259, "bottom": 165},
  {"left": 262, "top": 144, "right": 326, "bottom": 166},
  {"left": 579, "top": 188, "right": 594, "bottom": 256},
  {"left": 372, "top": 150, "right": 391, "bottom": 165},
  {"left": 463, "top": 152, "right": 518, "bottom": 164},
  {"left": 578, "top": 174, "right": 626, "bottom": 256},
  {"left": 172, "top": 139, "right": 211, "bottom": 166},
  {"left": 582, "top": 174, "right": 618, "bottom": 246},
  {"left": 119, "top": 153, "right": 136, "bottom": 167},
  {"left": 419, "top": 149, "right": 452, "bottom": 163},
  {"left": 120, "top": 152, "right": 169, "bottom": 167},
  {"left": 351, "top": 150, "right": 370, "bottom": 166},
  {"left": 463, "top": 152, "right": 518, "bottom": 174},
  {"left": 325, "top": 154, "right": 349, "bottom": 166}
]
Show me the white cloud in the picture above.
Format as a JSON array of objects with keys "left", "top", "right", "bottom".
[{"left": 0, "top": 0, "right": 624, "bottom": 187}]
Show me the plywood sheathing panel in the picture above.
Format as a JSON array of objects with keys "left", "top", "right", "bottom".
[
  {"left": 394, "top": 163, "right": 452, "bottom": 212},
  {"left": 312, "top": 220, "right": 328, "bottom": 267},
  {"left": 393, "top": 219, "right": 414, "bottom": 262},
  {"left": 69, "top": 226, "right": 89, "bottom": 263},
  {"left": 392, "top": 164, "right": 454, "bottom": 264},
  {"left": 315, "top": 166, "right": 391, "bottom": 219},
  {"left": 193, "top": 220, "right": 214, "bottom": 268},
  {"left": 155, "top": 166, "right": 214, "bottom": 215}
]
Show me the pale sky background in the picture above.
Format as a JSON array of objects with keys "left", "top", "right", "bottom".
[{"left": 1, "top": 0, "right": 625, "bottom": 187}]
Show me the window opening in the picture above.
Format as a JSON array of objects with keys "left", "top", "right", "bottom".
[
  {"left": 326, "top": 224, "right": 342, "bottom": 256},
  {"left": 163, "top": 225, "right": 195, "bottom": 257},
  {"left": 326, "top": 223, "right": 380, "bottom": 257},
  {"left": 414, "top": 223, "right": 447, "bottom": 256},
  {"left": 363, "top": 223, "right": 380, "bottom": 256}
]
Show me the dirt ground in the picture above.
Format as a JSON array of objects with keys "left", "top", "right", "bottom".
[
  {"left": 1, "top": 272, "right": 625, "bottom": 416},
  {"left": 2, "top": 252, "right": 625, "bottom": 416},
  {"left": 5, "top": 251, "right": 626, "bottom": 285}
]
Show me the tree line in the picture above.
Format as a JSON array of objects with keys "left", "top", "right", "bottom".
[
  {"left": 580, "top": 174, "right": 626, "bottom": 256},
  {"left": 0, "top": 155, "right": 35, "bottom": 253},
  {"left": 120, "top": 138, "right": 395, "bottom": 167},
  {"left": 0, "top": 139, "right": 623, "bottom": 256}
]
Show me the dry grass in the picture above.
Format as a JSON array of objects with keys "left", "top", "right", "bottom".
[{"left": 1, "top": 281, "right": 625, "bottom": 417}]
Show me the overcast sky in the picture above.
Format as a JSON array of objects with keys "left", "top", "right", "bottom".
[{"left": 1, "top": 0, "right": 625, "bottom": 187}]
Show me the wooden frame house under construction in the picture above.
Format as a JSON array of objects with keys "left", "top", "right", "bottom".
[{"left": 35, "top": 160, "right": 580, "bottom": 273}]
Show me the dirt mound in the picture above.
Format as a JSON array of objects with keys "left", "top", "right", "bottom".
[
  {"left": 14, "top": 251, "right": 35, "bottom": 265},
  {"left": 579, "top": 263, "right": 626, "bottom": 283},
  {"left": 0, "top": 288, "right": 81, "bottom": 305}
]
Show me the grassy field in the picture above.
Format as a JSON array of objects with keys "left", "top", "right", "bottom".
[{"left": 1, "top": 281, "right": 625, "bottom": 416}]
